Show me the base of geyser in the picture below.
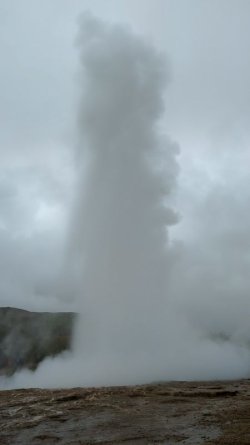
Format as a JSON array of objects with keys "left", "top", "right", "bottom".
[{"left": 2, "top": 335, "right": 250, "bottom": 389}]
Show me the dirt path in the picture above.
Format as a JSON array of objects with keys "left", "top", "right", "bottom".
[{"left": 0, "top": 379, "right": 250, "bottom": 444}]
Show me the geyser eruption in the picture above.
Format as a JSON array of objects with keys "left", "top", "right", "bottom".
[
  {"left": 69, "top": 15, "right": 250, "bottom": 385},
  {"left": 4, "top": 14, "right": 250, "bottom": 389},
  {"left": 72, "top": 14, "right": 179, "bottom": 374}
]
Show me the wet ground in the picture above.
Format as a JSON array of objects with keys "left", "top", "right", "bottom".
[{"left": 1, "top": 379, "right": 250, "bottom": 444}]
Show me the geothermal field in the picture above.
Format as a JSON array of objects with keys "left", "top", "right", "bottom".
[
  {"left": 1, "top": 1, "right": 250, "bottom": 443},
  {"left": 1, "top": 380, "right": 250, "bottom": 444}
]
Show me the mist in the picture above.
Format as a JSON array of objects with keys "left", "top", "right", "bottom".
[{"left": 2, "top": 9, "right": 250, "bottom": 388}]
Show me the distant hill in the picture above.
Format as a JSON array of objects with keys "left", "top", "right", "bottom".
[{"left": 0, "top": 307, "right": 76, "bottom": 376}]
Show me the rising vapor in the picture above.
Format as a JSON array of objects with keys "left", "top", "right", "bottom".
[
  {"left": 3, "top": 14, "right": 250, "bottom": 389},
  {"left": 72, "top": 13, "right": 179, "bottom": 366}
]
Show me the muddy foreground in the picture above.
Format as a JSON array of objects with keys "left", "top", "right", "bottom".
[{"left": 1, "top": 379, "right": 250, "bottom": 444}]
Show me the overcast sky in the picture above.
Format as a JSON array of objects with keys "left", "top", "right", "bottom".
[{"left": 0, "top": 0, "right": 250, "bottom": 311}]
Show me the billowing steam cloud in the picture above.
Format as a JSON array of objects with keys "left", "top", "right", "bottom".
[
  {"left": 3, "top": 14, "right": 250, "bottom": 388},
  {"left": 72, "top": 14, "right": 179, "bottom": 360}
]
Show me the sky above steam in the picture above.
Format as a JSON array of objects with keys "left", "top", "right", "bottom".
[{"left": 0, "top": 0, "right": 250, "bottom": 312}]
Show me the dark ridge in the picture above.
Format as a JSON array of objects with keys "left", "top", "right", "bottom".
[{"left": 0, "top": 307, "right": 77, "bottom": 376}]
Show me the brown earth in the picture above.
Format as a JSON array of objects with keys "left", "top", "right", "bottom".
[{"left": 1, "top": 379, "right": 250, "bottom": 444}]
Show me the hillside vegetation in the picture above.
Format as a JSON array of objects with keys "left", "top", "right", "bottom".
[{"left": 0, "top": 307, "right": 76, "bottom": 375}]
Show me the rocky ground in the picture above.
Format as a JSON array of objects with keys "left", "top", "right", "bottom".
[{"left": 0, "top": 379, "right": 250, "bottom": 444}]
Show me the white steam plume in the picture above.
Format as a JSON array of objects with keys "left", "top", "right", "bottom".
[
  {"left": 3, "top": 14, "right": 250, "bottom": 389},
  {"left": 72, "top": 14, "right": 179, "bottom": 361}
]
